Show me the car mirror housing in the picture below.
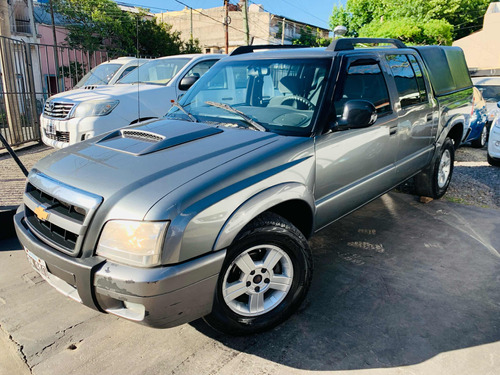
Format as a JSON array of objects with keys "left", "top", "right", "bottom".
[
  {"left": 333, "top": 100, "right": 377, "bottom": 131},
  {"left": 179, "top": 76, "right": 199, "bottom": 91}
]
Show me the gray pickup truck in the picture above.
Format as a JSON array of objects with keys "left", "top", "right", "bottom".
[{"left": 15, "top": 39, "right": 473, "bottom": 335}]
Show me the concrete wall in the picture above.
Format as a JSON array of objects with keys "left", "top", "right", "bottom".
[{"left": 453, "top": 2, "right": 500, "bottom": 69}]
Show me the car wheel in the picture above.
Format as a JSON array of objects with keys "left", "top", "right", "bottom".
[
  {"left": 204, "top": 212, "right": 313, "bottom": 335},
  {"left": 414, "top": 137, "right": 455, "bottom": 199},
  {"left": 487, "top": 153, "right": 500, "bottom": 167},
  {"left": 471, "top": 125, "right": 488, "bottom": 148}
]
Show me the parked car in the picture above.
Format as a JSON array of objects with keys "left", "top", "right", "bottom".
[
  {"left": 41, "top": 54, "right": 224, "bottom": 148},
  {"left": 487, "top": 102, "right": 500, "bottom": 166},
  {"left": 16, "top": 40, "right": 473, "bottom": 335},
  {"left": 462, "top": 87, "right": 489, "bottom": 148},
  {"left": 472, "top": 76, "right": 500, "bottom": 123},
  {"left": 74, "top": 57, "right": 149, "bottom": 89}
]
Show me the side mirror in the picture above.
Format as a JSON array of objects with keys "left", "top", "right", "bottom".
[
  {"left": 179, "top": 76, "right": 199, "bottom": 91},
  {"left": 497, "top": 101, "right": 500, "bottom": 109},
  {"left": 334, "top": 100, "right": 377, "bottom": 131}
]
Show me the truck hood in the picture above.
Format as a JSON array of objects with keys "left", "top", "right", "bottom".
[
  {"left": 49, "top": 84, "right": 171, "bottom": 104},
  {"left": 33, "top": 119, "right": 279, "bottom": 220}
]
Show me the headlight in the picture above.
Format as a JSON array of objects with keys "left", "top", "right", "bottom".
[
  {"left": 72, "top": 100, "right": 119, "bottom": 118},
  {"left": 96, "top": 220, "right": 168, "bottom": 267}
]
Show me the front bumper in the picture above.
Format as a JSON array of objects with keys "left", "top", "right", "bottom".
[
  {"left": 40, "top": 114, "right": 127, "bottom": 149},
  {"left": 488, "top": 121, "right": 500, "bottom": 159},
  {"left": 14, "top": 209, "right": 225, "bottom": 328}
]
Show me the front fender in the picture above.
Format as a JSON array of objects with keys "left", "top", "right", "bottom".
[{"left": 214, "top": 183, "right": 315, "bottom": 251}]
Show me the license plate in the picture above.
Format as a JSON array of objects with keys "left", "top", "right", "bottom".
[
  {"left": 46, "top": 121, "right": 56, "bottom": 136},
  {"left": 25, "top": 249, "right": 49, "bottom": 279}
]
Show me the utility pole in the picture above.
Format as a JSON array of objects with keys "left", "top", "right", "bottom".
[
  {"left": 243, "top": 0, "right": 249, "bottom": 45},
  {"left": 0, "top": 0, "right": 22, "bottom": 144},
  {"left": 190, "top": 7, "right": 193, "bottom": 40},
  {"left": 281, "top": 18, "right": 285, "bottom": 45},
  {"left": 224, "top": 0, "right": 229, "bottom": 54},
  {"left": 49, "top": 0, "right": 61, "bottom": 93}
]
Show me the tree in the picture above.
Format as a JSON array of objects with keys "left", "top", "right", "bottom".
[
  {"left": 329, "top": 0, "right": 493, "bottom": 45},
  {"left": 292, "top": 26, "right": 331, "bottom": 47},
  {"left": 50, "top": 0, "right": 201, "bottom": 57}
]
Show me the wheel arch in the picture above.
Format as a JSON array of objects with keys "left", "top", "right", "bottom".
[
  {"left": 440, "top": 117, "right": 464, "bottom": 150},
  {"left": 213, "top": 183, "right": 315, "bottom": 251}
]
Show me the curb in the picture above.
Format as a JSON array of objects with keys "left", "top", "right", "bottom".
[{"left": 0, "top": 207, "right": 18, "bottom": 240}]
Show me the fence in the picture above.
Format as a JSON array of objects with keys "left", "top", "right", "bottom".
[{"left": 0, "top": 35, "right": 110, "bottom": 149}]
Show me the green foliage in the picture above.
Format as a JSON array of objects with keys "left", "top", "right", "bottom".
[
  {"left": 58, "top": 61, "right": 86, "bottom": 86},
  {"left": 51, "top": 0, "right": 201, "bottom": 56},
  {"left": 292, "top": 26, "right": 331, "bottom": 47},
  {"left": 329, "top": 0, "right": 493, "bottom": 44},
  {"left": 359, "top": 18, "right": 453, "bottom": 45}
]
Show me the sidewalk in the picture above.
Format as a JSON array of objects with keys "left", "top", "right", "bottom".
[{"left": 0, "top": 144, "right": 55, "bottom": 238}]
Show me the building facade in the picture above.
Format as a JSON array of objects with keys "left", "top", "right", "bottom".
[
  {"left": 157, "top": 2, "right": 330, "bottom": 54},
  {"left": 453, "top": 2, "right": 500, "bottom": 70}
]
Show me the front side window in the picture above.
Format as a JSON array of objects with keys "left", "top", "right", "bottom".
[
  {"left": 334, "top": 61, "right": 391, "bottom": 116},
  {"left": 75, "top": 63, "right": 121, "bottom": 87},
  {"left": 167, "top": 58, "right": 331, "bottom": 136},
  {"left": 386, "top": 54, "right": 422, "bottom": 107},
  {"left": 118, "top": 58, "right": 190, "bottom": 85}
]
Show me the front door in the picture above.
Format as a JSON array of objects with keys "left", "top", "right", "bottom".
[{"left": 314, "top": 54, "right": 400, "bottom": 231}]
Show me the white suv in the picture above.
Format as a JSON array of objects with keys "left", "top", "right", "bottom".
[
  {"left": 41, "top": 54, "right": 224, "bottom": 148},
  {"left": 73, "top": 57, "right": 149, "bottom": 89}
]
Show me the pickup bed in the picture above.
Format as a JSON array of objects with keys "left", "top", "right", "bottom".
[{"left": 15, "top": 38, "right": 473, "bottom": 335}]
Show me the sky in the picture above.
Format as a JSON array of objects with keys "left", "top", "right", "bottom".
[{"left": 114, "top": 0, "right": 343, "bottom": 30}]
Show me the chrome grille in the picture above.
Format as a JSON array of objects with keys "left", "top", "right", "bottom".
[
  {"left": 23, "top": 172, "right": 103, "bottom": 256},
  {"left": 44, "top": 129, "right": 70, "bottom": 143},
  {"left": 121, "top": 130, "right": 164, "bottom": 143},
  {"left": 44, "top": 102, "right": 74, "bottom": 119}
]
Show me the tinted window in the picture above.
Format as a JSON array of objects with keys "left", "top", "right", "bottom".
[
  {"left": 117, "top": 65, "right": 138, "bottom": 81},
  {"left": 334, "top": 62, "right": 391, "bottom": 116},
  {"left": 386, "top": 54, "right": 421, "bottom": 107},
  {"left": 407, "top": 55, "right": 428, "bottom": 102}
]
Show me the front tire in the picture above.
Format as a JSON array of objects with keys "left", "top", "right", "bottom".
[
  {"left": 487, "top": 153, "right": 500, "bottom": 167},
  {"left": 204, "top": 212, "right": 313, "bottom": 335},
  {"left": 414, "top": 137, "right": 455, "bottom": 199}
]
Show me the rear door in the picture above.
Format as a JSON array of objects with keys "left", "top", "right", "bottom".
[
  {"left": 314, "top": 53, "right": 400, "bottom": 230},
  {"left": 383, "top": 53, "right": 438, "bottom": 179}
]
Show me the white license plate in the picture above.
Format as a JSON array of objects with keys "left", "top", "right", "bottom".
[
  {"left": 25, "top": 249, "right": 49, "bottom": 279},
  {"left": 46, "top": 121, "right": 56, "bottom": 136}
]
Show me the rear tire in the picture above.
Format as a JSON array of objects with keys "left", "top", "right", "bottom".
[
  {"left": 471, "top": 125, "right": 488, "bottom": 148},
  {"left": 204, "top": 212, "right": 313, "bottom": 335},
  {"left": 414, "top": 138, "right": 455, "bottom": 199}
]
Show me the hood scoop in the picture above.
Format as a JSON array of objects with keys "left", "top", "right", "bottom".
[{"left": 96, "top": 120, "right": 223, "bottom": 156}]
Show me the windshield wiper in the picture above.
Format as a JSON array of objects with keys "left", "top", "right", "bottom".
[
  {"left": 171, "top": 101, "right": 197, "bottom": 122},
  {"left": 205, "top": 101, "right": 266, "bottom": 132}
]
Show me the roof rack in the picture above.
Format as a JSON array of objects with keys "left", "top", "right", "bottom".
[
  {"left": 326, "top": 38, "right": 406, "bottom": 52},
  {"left": 230, "top": 44, "right": 308, "bottom": 56}
]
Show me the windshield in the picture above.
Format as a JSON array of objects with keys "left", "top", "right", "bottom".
[
  {"left": 118, "top": 58, "right": 190, "bottom": 85},
  {"left": 75, "top": 63, "right": 122, "bottom": 87},
  {"left": 166, "top": 58, "right": 330, "bottom": 136},
  {"left": 475, "top": 85, "right": 500, "bottom": 101}
]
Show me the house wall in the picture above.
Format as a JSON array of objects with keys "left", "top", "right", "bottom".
[{"left": 453, "top": 2, "right": 500, "bottom": 69}]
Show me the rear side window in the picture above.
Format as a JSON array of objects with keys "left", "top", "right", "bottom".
[
  {"left": 386, "top": 54, "right": 427, "bottom": 107},
  {"left": 334, "top": 61, "right": 391, "bottom": 116}
]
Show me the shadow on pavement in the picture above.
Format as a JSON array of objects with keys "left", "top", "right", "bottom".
[{"left": 191, "top": 193, "right": 500, "bottom": 371}]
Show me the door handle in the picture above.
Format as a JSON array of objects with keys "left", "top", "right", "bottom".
[
  {"left": 426, "top": 113, "right": 433, "bottom": 122},
  {"left": 389, "top": 126, "right": 398, "bottom": 135}
]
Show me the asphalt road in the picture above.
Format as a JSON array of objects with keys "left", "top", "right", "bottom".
[{"left": 1, "top": 192, "right": 499, "bottom": 375}]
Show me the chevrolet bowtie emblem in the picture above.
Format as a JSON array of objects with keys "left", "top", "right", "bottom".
[{"left": 34, "top": 205, "right": 50, "bottom": 221}]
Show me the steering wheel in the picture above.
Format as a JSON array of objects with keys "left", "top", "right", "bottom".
[{"left": 275, "top": 95, "right": 315, "bottom": 110}]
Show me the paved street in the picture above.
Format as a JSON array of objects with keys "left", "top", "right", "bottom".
[{"left": 1, "top": 192, "right": 499, "bottom": 375}]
